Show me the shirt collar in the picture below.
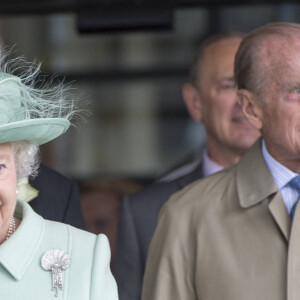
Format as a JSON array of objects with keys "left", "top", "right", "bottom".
[
  {"left": 262, "top": 139, "right": 298, "bottom": 189},
  {"left": 0, "top": 200, "right": 44, "bottom": 280},
  {"left": 202, "top": 148, "right": 223, "bottom": 177}
]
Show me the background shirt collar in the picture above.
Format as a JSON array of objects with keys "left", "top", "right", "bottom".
[{"left": 203, "top": 148, "right": 223, "bottom": 177}]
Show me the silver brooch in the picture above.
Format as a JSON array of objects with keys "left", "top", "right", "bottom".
[{"left": 41, "top": 249, "right": 70, "bottom": 297}]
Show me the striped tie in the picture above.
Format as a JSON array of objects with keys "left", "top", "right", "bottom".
[{"left": 287, "top": 175, "right": 300, "bottom": 219}]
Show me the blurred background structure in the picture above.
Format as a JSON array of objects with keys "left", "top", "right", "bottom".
[{"left": 1, "top": 1, "right": 300, "bottom": 255}]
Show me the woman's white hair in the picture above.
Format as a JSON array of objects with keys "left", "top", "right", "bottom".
[{"left": 12, "top": 141, "right": 40, "bottom": 180}]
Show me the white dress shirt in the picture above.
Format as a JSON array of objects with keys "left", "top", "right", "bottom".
[
  {"left": 159, "top": 147, "right": 224, "bottom": 182},
  {"left": 262, "top": 140, "right": 299, "bottom": 214},
  {"left": 202, "top": 148, "right": 223, "bottom": 177}
]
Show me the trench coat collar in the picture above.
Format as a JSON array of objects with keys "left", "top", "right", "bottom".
[
  {"left": 0, "top": 200, "right": 44, "bottom": 280},
  {"left": 236, "top": 139, "right": 278, "bottom": 208},
  {"left": 236, "top": 138, "right": 278, "bottom": 208},
  {"left": 236, "top": 138, "right": 291, "bottom": 240}
]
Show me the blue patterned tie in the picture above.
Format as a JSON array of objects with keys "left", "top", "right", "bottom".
[{"left": 287, "top": 175, "right": 300, "bottom": 219}]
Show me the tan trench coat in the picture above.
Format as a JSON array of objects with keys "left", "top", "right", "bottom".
[{"left": 142, "top": 139, "right": 299, "bottom": 300}]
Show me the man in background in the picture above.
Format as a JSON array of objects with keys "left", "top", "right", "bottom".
[
  {"left": 113, "top": 33, "right": 260, "bottom": 300},
  {"left": 142, "top": 21, "right": 300, "bottom": 300},
  {"left": 18, "top": 164, "right": 86, "bottom": 230}
]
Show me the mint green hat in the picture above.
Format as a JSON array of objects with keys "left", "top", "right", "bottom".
[{"left": 0, "top": 69, "right": 72, "bottom": 145}]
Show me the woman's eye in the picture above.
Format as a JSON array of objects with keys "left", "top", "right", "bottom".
[
  {"left": 0, "top": 163, "right": 9, "bottom": 179},
  {"left": 0, "top": 164, "right": 7, "bottom": 172}
]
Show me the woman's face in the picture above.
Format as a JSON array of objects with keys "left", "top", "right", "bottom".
[{"left": 0, "top": 142, "right": 17, "bottom": 243}]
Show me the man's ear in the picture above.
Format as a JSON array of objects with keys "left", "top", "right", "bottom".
[
  {"left": 238, "top": 89, "right": 263, "bottom": 130},
  {"left": 182, "top": 83, "right": 202, "bottom": 122}
]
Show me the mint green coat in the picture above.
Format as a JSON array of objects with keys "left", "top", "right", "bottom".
[{"left": 0, "top": 200, "right": 118, "bottom": 299}]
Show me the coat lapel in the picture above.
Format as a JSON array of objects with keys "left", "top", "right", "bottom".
[
  {"left": 287, "top": 196, "right": 300, "bottom": 299},
  {"left": 236, "top": 139, "right": 290, "bottom": 242},
  {"left": 0, "top": 200, "right": 44, "bottom": 280},
  {"left": 269, "top": 191, "right": 291, "bottom": 241}
]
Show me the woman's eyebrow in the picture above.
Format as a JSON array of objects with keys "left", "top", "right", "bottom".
[{"left": 0, "top": 154, "right": 11, "bottom": 161}]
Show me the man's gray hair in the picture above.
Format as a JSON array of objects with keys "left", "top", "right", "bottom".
[
  {"left": 235, "top": 22, "right": 300, "bottom": 100},
  {"left": 12, "top": 141, "right": 40, "bottom": 180}
]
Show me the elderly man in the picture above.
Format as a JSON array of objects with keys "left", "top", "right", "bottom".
[
  {"left": 142, "top": 22, "right": 300, "bottom": 300},
  {"left": 113, "top": 33, "right": 260, "bottom": 300}
]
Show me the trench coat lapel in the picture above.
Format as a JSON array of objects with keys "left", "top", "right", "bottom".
[
  {"left": 287, "top": 198, "right": 300, "bottom": 299},
  {"left": 269, "top": 191, "right": 291, "bottom": 241},
  {"left": 237, "top": 139, "right": 290, "bottom": 241}
]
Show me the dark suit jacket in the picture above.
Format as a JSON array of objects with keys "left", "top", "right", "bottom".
[
  {"left": 28, "top": 164, "right": 86, "bottom": 230},
  {"left": 112, "top": 164, "right": 203, "bottom": 300}
]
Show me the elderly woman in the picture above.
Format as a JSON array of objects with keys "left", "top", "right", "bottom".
[{"left": 0, "top": 55, "right": 118, "bottom": 299}]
